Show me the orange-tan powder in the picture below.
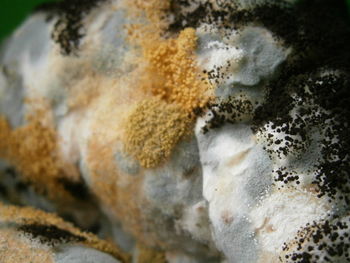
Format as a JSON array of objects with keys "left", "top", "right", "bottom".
[
  {"left": 142, "top": 27, "right": 211, "bottom": 113},
  {"left": 123, "top": 97, "right": 192, "bottom": 168},
  {"left": 119, "top": 0, "right": 213, "bottom": 168},
  {"left": 0, "top": 112, "right": 81, "bottom": 203},
  {"left": 124, "top": 0, "right": 170, "bottom": 35},
  {"left": 125, "top": 0, "right": 212, "bottom": 114}
]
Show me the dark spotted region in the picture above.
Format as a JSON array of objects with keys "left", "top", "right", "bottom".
[
  {"left": 0, "top": 183, "right": 7, "bottom": 198},
  {"left": 0, "top": 167, "right": 30, "bottom": 201},
  {"left": 168, "top": 0, "right": 237, "bottom": 33},
  {"left": 259, "top": 73, "right": 350, "bottom": 201},
  {"left": 273, "top": 167, "right": 301, "bottom": 187},
  {"left": 171, "top": 1, "right": 350, "bottom": 260},
  {"left": 257, "top": 119, "right": 310, "bottom": 161},
  {"left": 190, "top": 0, "right": 350, "bottom": 131},
  {"left": 168, "top": 0, "right": 294, "bottom": 36},
  {"left": 18, "top": 223, "right": 86, "bottom": 246},
  {"left": 198, "top": 97, "right": 254, "bottom": 134},
  {"left": 35, "top": 0, "right": 109, "bottom": 55},
  {"left": 305, "top": 75, "right": 350, "bottom": 201},
  {"left": 204, "top": 59, "right": 240, "bottom": 86},
  {"left": 282, "top": 216, "right": 350, "bottom": 263},
  {"left": 57, "top": 177, "right": 90, "bottom": 200},
  {"left": 188, "top": 0, "right": 350, "bottom": 201},
  {"left": 168, "top": 0, "right": 350, "bottom": 67}
]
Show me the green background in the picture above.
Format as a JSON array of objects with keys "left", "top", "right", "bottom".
[{"left": 0, "top": 0, "right": 350, "bottom": 42}]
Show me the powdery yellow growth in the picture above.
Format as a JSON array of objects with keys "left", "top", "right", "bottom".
[
  {"left": 125, "top": 0, "right": 170, "bottom": 27},
  {"left": 0, "top": 203, "right": 130, "bottom": 262},
  {"left": 142, "top": 28, "right": 210, "bottom": 113},
  {"left": 122, "top": 1, "right": 212, "bottom": 169},
  {"left": 125, "top": 0, "right": 212, "bottom": 114},
  {"left": 124, "top": 0, "right": 171, "bottom": 45},
  {"left": 0, "top": 116, "right": 70, "bottom": 202},
  {"left": 123, "top": 98, "right": 191, "bottom": 168}
]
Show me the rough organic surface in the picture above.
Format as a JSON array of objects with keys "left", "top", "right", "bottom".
[
  {"left": 0, "top": 0, "right": 350, "bottom": 262},
  {"left": 123, "top": 98, "right": 191, "bottom": 168},
  {"left": 0, "top": 203, "right": 128, "bottom": 263}
]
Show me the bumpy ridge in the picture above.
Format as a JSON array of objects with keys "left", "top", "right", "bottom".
[{"left": 123, "top": 97, "right": 191, "bottom": 168}]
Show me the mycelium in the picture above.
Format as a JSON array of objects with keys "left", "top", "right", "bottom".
[{"left": 0, "top": 0, "right": 349, "bottom": 262}]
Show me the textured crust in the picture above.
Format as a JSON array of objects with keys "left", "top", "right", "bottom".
[
  {"left": 0, "top": 203, "right": 129, "bottom": 262},
  {"left": 1, "top": 0, "right": 350, "bottom": 262}
]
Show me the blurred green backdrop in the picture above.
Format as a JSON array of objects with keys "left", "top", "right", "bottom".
[
  {"left": 0, "top": 0, "right": 350, "bottom": 42},
  {"left": 0, "top": 0, "right": 54, "bottom": 42}
]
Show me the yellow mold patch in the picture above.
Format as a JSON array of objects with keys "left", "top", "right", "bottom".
[
  {"left": 125, "top": 0, "right": 212, "bottom": 114},
  {"left": 142, "top": 27, "right": 210, "bottom": 113},
  {"left": 0, "top": 114, "right": 78, "bottom": 202},
  {"left": 120, "top": 0, "right": 212, "bottom": 169},
  {"left": 123, "top": 97, "right": 191, "bottom": 168},
  {"left": 124, "top": 0, "right": 170, "bottom": 34}
]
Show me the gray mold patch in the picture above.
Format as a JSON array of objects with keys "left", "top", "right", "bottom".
[
  {"left": 0, "top": 14, "right": 52, "bottom": 67},
  {"left": 143, "top": 138, "right": 203, "bottom": 215},
  {"left": 0, "top": 15, "right": 51, "bottom": 127},
  {"left": 214, "top": 216, "right": 258, "bottom": 263},
  {"left": 114, "top": 142, "right": 140, "bottom": 176},
  {"left": 235, "top": 27, "right": 288, "bottom": 86},
  {"left": 93, "top": 9, "right": 133, "bottom": 76},
  {"left": 143, "top": 170, "right": 202, "bottom": 216},
  {"left": 214, "top": 83, "right": 265, "bottom": 102},
  {"left": 143, "top": 164, "right": 202, "bottom": 217},
  {"left": 0, "top": 67, "right": 24, "bottom": 127},
  {"left": 166, "top": 251, "right": 221, "bottom": 263},
  {"left": 139, "top": 138, "right": 221, "bottom": 259},
  {"left": 0, "top": 14, "right": 54, "bottom": 126},
  {"left": 114, "top": 151, "right": 140, "bottom": 176},
  {"left": 243, "top": 144, "right": 273, "bottom": 205},
  {"left": 196, "top": 31, "right": 221, "bottom": 53},
  {"left": 111, "top": 221, "right": 135, "bottom": 253},
  {"left": 196, "top": 25, "right": 289, "bottom": 100},
  {"left": 55, "top": 245, "right": 120, "bottom": 263},
  {"left": 169, "top": 139, "right": 201, "bottom": 177},
  {"left": 100, "top": 10, "right": 127, "bottom": 48}
]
